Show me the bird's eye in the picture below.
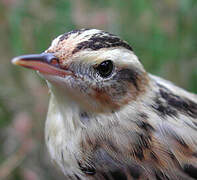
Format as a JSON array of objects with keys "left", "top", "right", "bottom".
[{"left": 96, "top": 60, "right": 114, "bottom": 78}]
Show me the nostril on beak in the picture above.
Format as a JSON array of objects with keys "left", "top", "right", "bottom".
[
  {"left": 41, "top": 53, "right": 60, "bottom": 68},
  {"left": 40, "top": 53, "right": 59, "bottom": 65}
]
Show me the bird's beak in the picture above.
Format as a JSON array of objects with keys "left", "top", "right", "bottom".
[{"left": 11, "top": 53, "right": 72, "bottom": 77}]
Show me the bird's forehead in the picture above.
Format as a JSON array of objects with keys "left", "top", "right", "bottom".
[
  {"left": 46, "top": 29, "right": 97, "bottom": 60},
  {"left": 46, "top": 29, "right": 133, "bottom": 65}
]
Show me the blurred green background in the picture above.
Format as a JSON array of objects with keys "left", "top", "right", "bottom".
[{"left": 0, "top": 0, "right": 196, "bottom": 179}]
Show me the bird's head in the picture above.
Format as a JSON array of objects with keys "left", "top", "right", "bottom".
[{"left": 12, "top": 29, "right": 149, "bottom": 113}]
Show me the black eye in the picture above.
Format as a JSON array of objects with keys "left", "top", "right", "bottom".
[{"left": 96, "top": 60, "right": 114, "bottom": 78}]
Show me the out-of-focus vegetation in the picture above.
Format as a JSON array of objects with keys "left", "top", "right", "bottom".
[{"left": 0, "top": 0, "right": 196, "bottom": 179}]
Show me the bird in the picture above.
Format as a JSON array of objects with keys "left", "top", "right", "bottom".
[{"left": 12, "top": 28, "right": 197, "bottom": 180}]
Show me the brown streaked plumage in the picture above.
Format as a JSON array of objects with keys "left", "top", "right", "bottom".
[{"left": 12, "top": 29, "right": 197, "bottom": 180}]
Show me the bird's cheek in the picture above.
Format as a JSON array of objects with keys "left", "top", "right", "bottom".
[{"left": 92, "top": 88, "right": 121, "bottom": 110}]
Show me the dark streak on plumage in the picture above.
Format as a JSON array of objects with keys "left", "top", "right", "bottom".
[
  {"left": 160, "top": 89, "right": 197, "bottom": 118},
  {"left": 139, "top": 112, "right": 148, "bottom": 119},
  {"left": 93, "top": 149, "right": 129, "bottom": 179},
  {"left": 94, "top": 148, "right": 118, "bottom": 167},
  {"left": 183, "top": 164, "right": 197, "bottom": 179},
  {"left": 131, "top": 133, "right": 151, "bottom": 161},
  {"left": 110, "top": 170, "right": 127, "bottom": 180},
  {"left": 71, "top": 31, "right": 132, "bottom": 54},
  {"left": 159, "top": 123, "right": 190, "bottom": 149},
  {"left": 101, "top": 173, "right": 110, "bottom": 180},
  {"left": 139, "top": 133, "right": 151, "bottom": 149},
  {"left": 151, "top": 96, "right": 178, "bottom": 118},
  {"left": 67, "top": 175, "right": 74, "bottom": 180},
  {"left": 106, "top": 139, "right": 119, "bottom": 154},
  {"left": 167, "top": 151, "right": 182, "bottom": 169},
  {"left": 128, "top": 165, "right": 142, "bottom": 179},
  {"left": 133, "top": 147, "right": 144, "bottom": 161},
  {"left": 137, "top": 120, "right": 155, "bottom": 132},
  {"left": 74, "top": 174, "right": 81, "bottom": 180},
  {"left": 154, "top": 170, "right": 170, "bottom": 180},
  {"left": 168, "top": 151, "right": 176, "bottom": 160},
  {"left": 136, "top": 113, "right": 155, "bottom": 132},
  {"left": 61, "top": 150, "right": 64, "bottom": 162},
  {"left": 172, "top": 134, "right": 189, "bottom": 148},
  {"left": 192, "top": 152, "right": 197, "bottom": 157},
  {"left": 114, "top": 69, "right": 139, "bottom": 90},
  {"left": 193, "top": 121, "right": 197, "bottom": 127},
  {"left": 150, "top": 151, "right": 159, "bottom": 162},
  {"left": 156, "top": 83, "right": 197, "bottom": 118},
  {"left": 77, "top": 161, "right": 96, "bottom": 175},
  {"left": 80, "top": 111, "right": 89, "bottom": 118},
  {"left": 59, "top": 28, "right": 90, "bottom": 41},
  {"left": 79, "top": 111, "right": 90, "bottom": 125}
]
